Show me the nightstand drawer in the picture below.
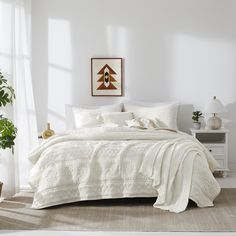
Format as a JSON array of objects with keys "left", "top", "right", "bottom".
[
  {"left": 190, "top": 128, "right": 229, "bottom": 174},
  {"left": 204, "top": 145, "right": 225, "bottom": 155}
]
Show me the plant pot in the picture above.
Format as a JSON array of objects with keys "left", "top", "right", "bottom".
[
  {"left": 193, "top": 122, "right": 201, "bottom": 130},
  {"left": 0, "top": 149, "right": 16, "bottom": 198},
  {"left": 0, "top": 181, "right": 3, "bottom": 197}
]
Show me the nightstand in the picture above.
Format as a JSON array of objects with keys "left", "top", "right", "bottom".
[{"left": 190, "top": 128, "right": 229, "bottom": 177}]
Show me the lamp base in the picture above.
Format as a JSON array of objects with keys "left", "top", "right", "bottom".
[{"left": 206, "top": 116, "right": 222, "bottom": 130}]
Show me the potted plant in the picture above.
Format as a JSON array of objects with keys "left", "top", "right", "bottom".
[
  {"left": 192, "top": 111, "right": 203, "bottom": 130},
  {"left": 0, "top": 71, "right": 17, "bottom": 198}
]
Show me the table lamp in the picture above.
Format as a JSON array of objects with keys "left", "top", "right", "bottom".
[{"left": 204, "top": 96, "right": 227, "bottom": 129}]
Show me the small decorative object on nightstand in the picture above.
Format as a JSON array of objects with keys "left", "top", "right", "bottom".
[
  {"left": 192, "top": 111, "right": 203, "bottom": 130},
  {"left": 42, "top": 122, "right": 55, "bottom": 139},
  {"left": 190, "top": 128, "right": 229, "bottom": 177},
  {"left": 204, "top": 96, "right": 227, "bottom": 130}
]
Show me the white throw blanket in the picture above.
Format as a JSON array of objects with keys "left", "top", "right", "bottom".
[{"left": 28, "top": 127, "right": 220, "bottom": 213}]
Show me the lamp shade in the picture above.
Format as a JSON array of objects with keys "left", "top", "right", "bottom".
[{"left": 203, "top": 96, "right": 227, "bottom": 114}]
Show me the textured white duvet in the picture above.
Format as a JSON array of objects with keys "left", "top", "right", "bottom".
[{"left": 29, "top": 127, "right": 220, "bottom": 213}]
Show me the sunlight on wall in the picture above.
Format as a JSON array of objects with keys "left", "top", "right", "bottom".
[
  {"left": 106, "top": 25, "right": 130, "bottom": 99},
  {"left": 48, "top": 19, "right": 72, "bottom": 131},
  {"left": 170, "top": 34, "right": 236, "bottom": 109},
  {"left": 48, "top": 67, "right": 72, "bottom": 119},
  {"left": 106, "top": 25, "right": 128, "bottom": 57},
  {"left": 48, "top": 19, "right": 72, "bottom": 69}
]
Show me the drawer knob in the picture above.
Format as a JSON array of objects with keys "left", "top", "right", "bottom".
[{"left": 209, "top": 149, "right": 212, "bottom": 152}]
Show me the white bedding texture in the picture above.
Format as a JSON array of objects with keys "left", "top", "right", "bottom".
[{"left": 28, "top": 126, "right": 220, "bottom": 213}]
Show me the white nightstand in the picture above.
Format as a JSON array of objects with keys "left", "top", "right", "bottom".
[{"left": 190, "top": 128, "right": 229, "bottom": 177}]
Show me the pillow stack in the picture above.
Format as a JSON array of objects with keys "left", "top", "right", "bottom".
[
  {"left": 65, "top": 103, "right": 123, "bottom": 129},
  {"left": 65, "top": 100, "right": 179, "bottom": 130},
  {"left": 123, "top": 100, "right": 179, "bottom": 130}
]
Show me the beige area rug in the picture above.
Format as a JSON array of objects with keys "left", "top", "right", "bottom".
[{"left": 0, "top": 189, "right": 235, "bottom": 231}]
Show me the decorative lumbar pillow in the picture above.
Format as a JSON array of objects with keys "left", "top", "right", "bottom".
[
  {"left": 101, "top": 112, "right": 134, "bottom": 126},
  {"left": 138, "top": 117, "right": 158, "bottom": 129},
  {"left": 65, "top": 103, "right": 123, "bottom": 129},
  {"left": 125, "top": 118, "right": 146, "bottom": 129},
  {"left": 123, "top": 101, "right": 179, "bottom": 130}
]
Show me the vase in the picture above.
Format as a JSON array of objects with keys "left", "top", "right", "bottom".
[
  {"left": 42, "top": 122, "right": 55, "bottom": 139},
  {"left": 0, "top": 149, "right": 16, "bottom": 198},
  {"left": 193, "top": 122, "right": 201, "bottom": 130}
]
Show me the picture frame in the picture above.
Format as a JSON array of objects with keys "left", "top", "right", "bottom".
[{"left": 91, "top": 58, "right": 123, "bottom": 96}]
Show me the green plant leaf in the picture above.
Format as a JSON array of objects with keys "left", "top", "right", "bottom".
[
  {"left": 0, "top": 70, "right": 15, "bottom": 107},
  {"left": 0, "top": 70, "right": 17, "bottom": 150},
  {"left": 192, "top": 110, "right": 204, "bottom": 122},
  {"left": 0, "top": 116, "right": 17, "bottom": 150}
]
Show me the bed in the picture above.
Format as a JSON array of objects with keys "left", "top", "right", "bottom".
[{"left": 28, "top": 102, "right": 221, "bottom": 213}]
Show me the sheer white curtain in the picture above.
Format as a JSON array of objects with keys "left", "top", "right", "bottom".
[{"left": 0, "top": 0, "right": 38, "bottom": 197}]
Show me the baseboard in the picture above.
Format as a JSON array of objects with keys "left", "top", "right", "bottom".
[{"left": 20, "top": 184, "right": 33, "bottom": 193}]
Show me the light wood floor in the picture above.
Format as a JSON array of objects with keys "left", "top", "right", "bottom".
[
  {"left": 0, "top": 189, "right": 236, "bottom": 232},
  {"left": 0, "top": 172, "right": 236, "bottom": 235},
  {"left": 216, "top": 171, "right": 236, "bottom": 188}
]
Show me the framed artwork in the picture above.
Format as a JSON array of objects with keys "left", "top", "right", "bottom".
[{"left": 91, "top": 58, "right": 123, "bottom": 96}]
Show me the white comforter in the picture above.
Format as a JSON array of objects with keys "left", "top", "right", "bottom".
[{"left": 29, "top": 127, "right": 220, "bottom": 213}]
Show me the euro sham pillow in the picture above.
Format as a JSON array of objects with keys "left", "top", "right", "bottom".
[
  {"left": 65, "top": 103, "right": 123, "bottom": 129},
  {"left": 123, "top": 101, "right": 179, "bottom": 130},
  {"left": 101, "top": 112, "right": 134, "bottom": 126}
]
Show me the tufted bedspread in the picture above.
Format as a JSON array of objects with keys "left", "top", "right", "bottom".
[{"left": 28, "top": 127, "right": 220, "bottom": 213}]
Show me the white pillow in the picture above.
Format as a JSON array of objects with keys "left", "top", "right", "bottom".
[
  {"left": 73, "top": 111, "right": 102, "bottom": 128},
  {"left": 101, "top": 112, "right": 134, "bottom": 126},
  {"left": 123, "top": 101, "right": 179, "bottom": 129},
  {"left": 65, "top": 103, "right": 123, "bottom": 129}
]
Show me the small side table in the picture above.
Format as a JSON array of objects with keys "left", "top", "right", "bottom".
[{"left": 190, "top": 128, "right": 229, "bottom": 177}]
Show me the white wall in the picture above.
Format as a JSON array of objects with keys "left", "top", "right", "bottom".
[{"left": 31, "top": 0, "right": 236, "bottom": 170}]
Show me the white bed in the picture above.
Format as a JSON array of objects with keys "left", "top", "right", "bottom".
[{"left": 28, "top": 126, "right": 220, "bottom": 213}]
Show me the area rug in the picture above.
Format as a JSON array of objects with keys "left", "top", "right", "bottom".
[{"left": 0, "top": 189, "right": 235, "bottom": 231}]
